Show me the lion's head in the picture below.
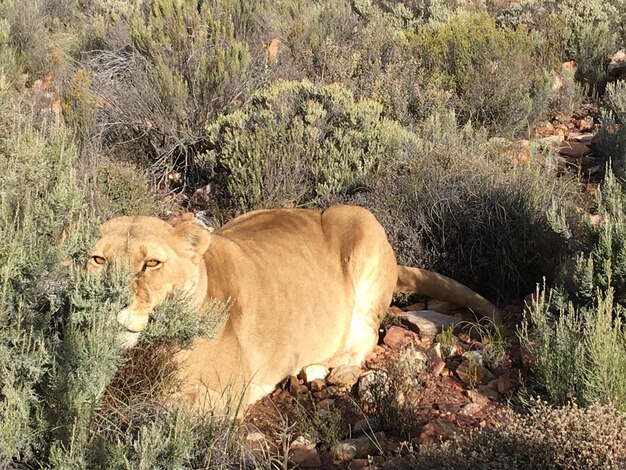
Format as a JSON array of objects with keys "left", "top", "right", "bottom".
[{"left": 88, "top": 216, "right": 211, "bottom": 347}]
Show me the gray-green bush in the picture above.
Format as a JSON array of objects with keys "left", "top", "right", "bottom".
[
  {"left": 199, "top": 79, "right": 418, "bottom": 212},
  {"left": 411, "top": 12, "right": 554, "bottom": 135}
]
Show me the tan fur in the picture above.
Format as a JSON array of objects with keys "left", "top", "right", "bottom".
[{"left": 89, "top": 205, "right": 499, "bottom": 412}]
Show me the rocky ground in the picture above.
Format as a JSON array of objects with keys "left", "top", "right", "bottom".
[{"left": 242, "top": 301, "right": 522, "bottom": 469}]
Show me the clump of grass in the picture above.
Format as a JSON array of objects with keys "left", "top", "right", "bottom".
[
  {"left": 465, "top": 320, "right": 509, "bottom": 370},
  {"left": 361, "top": 346, "right": 427, "bottom": 439}
]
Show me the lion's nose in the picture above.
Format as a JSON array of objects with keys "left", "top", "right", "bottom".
[{"left": 116, "top": 307, "right": 150, "bottom": 332}]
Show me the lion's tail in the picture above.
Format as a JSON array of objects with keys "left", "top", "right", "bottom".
[{"left": 395, "top": 265, "right": 501, "bottom": 323}]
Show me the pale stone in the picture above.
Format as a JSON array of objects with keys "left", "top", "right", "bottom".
[
  {"left": 328, "top": 364, "right": 361, "bottom": 387},
  {"left": 466, "top": 389, "right": 491, "bottom": 407},
  {"left": 397, "top": 310, "right": 460, "bottom": 337},
  {"left": 300, "top": 364, "right": 329, "bottom": 383},
  {"left": 459, "top": 403, "right": 482, "bottom": 416}
]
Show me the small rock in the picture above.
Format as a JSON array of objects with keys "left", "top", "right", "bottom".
[
  {"left": 417, "top": 420, "right": 457, "bottom": 445},
  {"left": 574, "top": 133, "right": 595, "bottom": 144},
  {"left": 607, "top": 50, "right": 626, "bottom": 81},
  {"left": 310, "top": 379, "right": 326, "bottom": 392},
  {"left": 397, "top": 310, "right": 460, "bottom": 338},
  {"left": 384, "top": 326, "right": 419, "bottom": 349},
  {"left": 328, "top": 364, "right": 361, "bottom": 387},
  {"left": 349, "top": 458, "right": 375, "bottom": 470},
  {"left": 300, "top": 364, "right": 329, "bottom": 383},
  {"left": 428, "top": 356, "right": 446, "bottom": 377},
  {"left": 332, "top": 433, "right": 386, "bottom": 461},
  {"left": 290, "top": 444, "right": 321, "bottom": 468},
  {"left": 449, "top": 341, "right": 468, "bottom": 357},
  {"left": 466, "top": 389, "right": 490, "bottom": 407},
  {"left": 318, "top": 398, "right": 335, "bottom": 410},
  {"left": 459, "top": 403, "right": 482, "bottom": 416},
  {"left": 577, "top": 118, "right": 593, "bottom": 132},
  {"left": 537, "top": 134, "right": 565, "bottom": 145},
  {"left": 456, "top": 357, "right": 494, "bottom": 386},
  {"left": 318, "top": 385, "right": 341, "bottom": 400},
  {"left": 288, "top": 376, "right": 302, "bottom": 395},
  {"left": 477, "top": 385, "right": 501, "bottom": 401},
  {"left": 428, "top": 343, "right": 442, "bottom": 358},
  {"left": 403, "top": 302, "right": 426, "bottom": 311},
  {"left": 462, "top": 350, "right": 484, "bottom": 365},
  {"left": 491, "top": 376, "right": 514, "bottom": 394}
]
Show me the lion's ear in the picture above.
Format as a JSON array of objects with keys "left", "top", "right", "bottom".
[{"left": 173, "top": 221, "right": 211, "bottom": 261}]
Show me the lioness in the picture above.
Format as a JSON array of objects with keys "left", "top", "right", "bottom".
[{"left": 89, "top": 205, "right": 499, "bottom": 412}]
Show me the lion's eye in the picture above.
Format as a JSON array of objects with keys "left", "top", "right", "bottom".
[
  {"left": 91, "top": 255, "right": 106, "bottom": 266},
  {"left": 144, "top": 259, "right": 162, "bottom": 269}
]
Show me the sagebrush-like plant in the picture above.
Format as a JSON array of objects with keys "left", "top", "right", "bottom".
[
  {"left": 519, "top": 282, "right": 626, "bottom": 409},
  {"left": 83, "top": 0, "right": 254, "bottom": 190},
  {"left": 412, "top": 11, "right": 553, "bottom": 135},
  {"left": 199, "top": 79, "right": 418, "bottom": 211}
]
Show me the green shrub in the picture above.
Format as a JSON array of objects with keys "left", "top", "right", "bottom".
[
  {"left": 273, "top": 0, "right": 453, "bottom": 127},
  {"left": 598, "top": 82, "right": 626, "bottom": 179},
  {"left": 519, "top": 282, "right": 626, "bottom": 409},
  {"left": 411, "top": 401, "right": 626, "bottom": 469},
  {"left": 558, "top": 168, "right": 626, "bottom": 307},
  {"left": 492, "top": 0, "right": 622, "bottom": 93},
  {"left": 95, "top": 157, "right": 168, "bottom": 218},
  {"left": 412, "top": 12, "right": 553, "bottom": 135},
  {"left": 0, "top": 122, "right": 123, "bottom": 464},
  {"left": 199, "top": 79, "right": 418, "bottom": 211},
  {"left": 1, "top": 0, "right": 52, "bottom": 77},
  {"left": 558, "top": 0, "right": 621, "bottom": 93}
]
